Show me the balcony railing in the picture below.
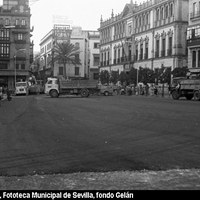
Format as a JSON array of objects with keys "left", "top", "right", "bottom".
[{"left": 190, "top": 11, "right": 200, "bottom": 19}]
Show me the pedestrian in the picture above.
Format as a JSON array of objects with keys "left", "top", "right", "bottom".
[
  {"left": 145, "top": 84, "right": 149, "bottom": 96},
  {"left": 154, "top": 85, "right": 158, "bottom": 96}
]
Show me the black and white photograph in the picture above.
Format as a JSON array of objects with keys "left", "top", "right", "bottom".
[{"left": 0, "top": 0, "right": 200, "bottom": 194}]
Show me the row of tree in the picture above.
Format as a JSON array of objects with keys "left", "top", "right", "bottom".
[{"left": 99, "top": 67, "right": 188, "bottom": 85}]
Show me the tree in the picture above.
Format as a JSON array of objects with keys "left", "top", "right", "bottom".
[
  {"left": 171, "top": 67, "right": 188, "bottom": 78},
  {"left": 99, "top": 70, "right": 110, "bottom": 85},
  {"left": 52, "top": 41, "right": 81, "bottom": 79},
  {"left": 119, "top": 71, "right": 128, "bottom": 85},
  {"left": 110, "top": 71, "right": 119, "bottom": 84}
]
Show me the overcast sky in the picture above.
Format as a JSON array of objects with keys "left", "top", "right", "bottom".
[{"left": 0, "top": 0, "right": 144, "bottom": 51}]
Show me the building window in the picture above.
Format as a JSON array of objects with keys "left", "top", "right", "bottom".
[
  {"left": 75, "top": 54, "right": 79, "bottom": 63},
  {"left": 75, "top": 67, "right": 79, "bottom": 76},
  {"left": 16, "top": 64, "right": 20, "bottom": 70},
  {"left": 0, "top": 29, "right": 9, "bottom": 40},
  {"left": 155, "top": 39, "right": 160, "bottom": 58},
  {"left": 0, "top": 63, "right": 8, "bottom": 69},
  {"left": 145, "top": 42, "right": 149, "bottom": 59},
  {"left": 168, "top": 37, "right": 173, "bottom": 56},
  {"left": 22, "top": 19, "right": 26, "bottom": 26},
  {"left": 94, "top": 43, "right": 99, "bottom": 49},
  {"left": 161, "top": 7, "right": 164, "bottom": 19},
  {"left": 135, "top": 45, "right": 138, "bottom": 61},
  {"left": 192, "top": 51, "right": 196, "bottom": 68},
  {"left": 162, "top": 38, "right": 166, "bottom": 57},
  {"left": 17, "top": 33, "right": 23, "bottom": 40},
  {"left": 170, "top": 3, "right": 174, "bottom": 17},
  {"left": 140, "top": 43, "right": 143, "bottom": 60},
  {"left": 156, "top": 9, "right": 160, "bottom": 20},
  {"left": 21, "top": 64, "right": 25, "bottom": 70},
  {"left": 165, "top": 6, "right": 169, "bottom": 18},
  {"left": 59, "top": 66, "right": 64, "bottom": 75},
  {"left": 15, "top": 19, "right": 19, "bottom": 25},
  {"left": 93, "top": 54, "right": 100, "bottom": 66},
  {"left": 0, "top": 43, "right": 9, "bottom": 57},
  {"left": 5, "top": 18, "right": 9, "bottom": 25}
]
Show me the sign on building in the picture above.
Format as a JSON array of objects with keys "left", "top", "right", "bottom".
[{"left": 53, "top": 24, "right": 71, "bottom": 42}]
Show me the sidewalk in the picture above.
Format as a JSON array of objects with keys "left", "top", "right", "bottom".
[{"left": 0, "top": 169, "right": 200, "bottom": 190}]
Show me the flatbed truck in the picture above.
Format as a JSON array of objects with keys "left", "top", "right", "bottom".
[{"left": 45, "top": 78, "right": 99, "bottom": 98}]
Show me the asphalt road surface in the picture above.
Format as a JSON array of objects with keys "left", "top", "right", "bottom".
[{"left": 0, "top": 94, "right": 200, "bottom": 176}]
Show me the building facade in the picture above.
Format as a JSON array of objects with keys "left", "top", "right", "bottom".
[
  {"left": 0, "top": 0, "right": 33, "bottom": 89},
  {"left": 187, "top": 0, "right": 200, "bottom": 74},
  {"left": 88, "top": 31, "right": 100, "bottom": 80},
  {"left": 99, "top": 0, "right": 188, "bottom": 74},
  {"left": 39, "top": 26, "right": 100, "bottom": 80}
]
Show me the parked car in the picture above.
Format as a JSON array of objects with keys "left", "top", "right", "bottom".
[{"left": 98, "top": 85, "right": 115, "bottom": 96}]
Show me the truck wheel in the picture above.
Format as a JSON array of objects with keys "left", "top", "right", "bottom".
[
  {"left": 193, "top": 91, "right": 200, "bottom": 101},
  {"left": 81, "top": 89, "right": 89, "bottom": 98},
  {"left": 50, "top": 90, "right": 59, "bottom": 98},
  {"left": 104, "top": 91, "right": 109, "bottom": 96},
  {"left": 171, "top": 90, "right": 180, "bottom": 100}
]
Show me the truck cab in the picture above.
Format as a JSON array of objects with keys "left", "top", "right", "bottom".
[
  {"left": 45, "top": 78, "right": 59, "bottom": 98},
  {"left": 15, "top": 82, "right": 29, "bottom": 95}
]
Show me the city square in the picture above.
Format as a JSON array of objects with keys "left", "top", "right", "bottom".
[{"left": 1, "top": 0, "right": 200, "bottom": 192}]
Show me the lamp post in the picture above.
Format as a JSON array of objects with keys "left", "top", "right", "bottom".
[{"left": 14, "top": 49, "right": 27, "bottom": 89}]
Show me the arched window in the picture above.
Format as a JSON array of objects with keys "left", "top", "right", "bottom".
[
  {"left": 146, "top": 13, "right": 149, "bottom": 24},
  {"left": 170, "top": 3, "right": 174, "bottom": 17},
  {"left": 143, "top": 15, "right": 146, "bottom": 25},
  {"left": 165, "top": 5, "right": 169, "bottom": 18},
  {"left": 161, "top": 7, "right": 164, "bottom": 19},
  {"left": 139, "top": 16, "right": 142, "bottom": 26},
  {"left": 156, "top": 8, "right": 160, "bottom": 20}
]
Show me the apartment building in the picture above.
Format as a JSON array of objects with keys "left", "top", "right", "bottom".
[
  {"left": 40, "top": 26, "right": 100, "bottom": 79},
  {"left": 187, "top": 0, "right": 200, "bottom": 73},
  {"left": 99, "top": 0, "right": 188, "bottom": 74},
  {"left": 0, "top": 0, "right": 33, "bottom": 89}
]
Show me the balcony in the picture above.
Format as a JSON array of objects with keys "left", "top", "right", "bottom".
[
  {"left": 187, "top": 36, "right": 200, "bottom": 47},
  {"left": 190, "top": 11, "right": 200, "bottom": 20},
  {"left": 14, "top": 39, "right": 27, "bottom": 44}
]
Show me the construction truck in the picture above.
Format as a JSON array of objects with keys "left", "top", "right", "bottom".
[
  {"left": 171, "top": 78, "right": 200, "bottom": 101},
  {"left": 45, "top": 78, "right": 99, "bottom": 98}
]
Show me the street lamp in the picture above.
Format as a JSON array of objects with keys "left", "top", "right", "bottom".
[{"left": 14, "top": 49, "right": 27, "bottom": 89}]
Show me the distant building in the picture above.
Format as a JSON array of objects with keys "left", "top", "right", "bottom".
[
  {"left": 187, "top": 0, "right": 200, "bottom": 73},
  {"left": 99, "top": 0, "right": 188, "bottom": 74},
  {"left": 39, "top": 26, "right": 100, "bottom": 80},
  {"left": 0, "top": 0, "right": 33, "bottom": 89}
]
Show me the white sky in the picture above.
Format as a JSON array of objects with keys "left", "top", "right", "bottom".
[{"left": 0, "top": 0, "right": 144, "bottom": 52}]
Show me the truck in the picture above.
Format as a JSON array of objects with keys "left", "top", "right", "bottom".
[
  {"left": 171, "top": 78, "right": 200, "bottom": 101},
  {"left": 45, "top": 78, "right": 100, "bottom": 98}
]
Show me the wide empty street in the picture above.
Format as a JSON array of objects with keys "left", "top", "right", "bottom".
[{"left": 0, "top": 95, "right": 200, "bottom": 176}]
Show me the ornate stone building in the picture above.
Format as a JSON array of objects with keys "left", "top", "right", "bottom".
[
  {"left": 187, "top": 0, "right": 200, "bottom": 73},
  {"left": 99, "top": 0, "right": 188, "bottom": 74},
  {"left": 0, "top": 0, "right": 33, "bottom": 89}
]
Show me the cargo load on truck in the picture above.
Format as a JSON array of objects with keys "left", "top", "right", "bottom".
[{"left": 45, "top": 78, "right": 99, "bottom": 98}]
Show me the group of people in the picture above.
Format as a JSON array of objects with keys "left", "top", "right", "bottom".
[
  {"left": 116, "top": 84, "right": 160, "bottom": 96},
  {"left": 0, "top": 85, "right": 12, "bottom": 105}
]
